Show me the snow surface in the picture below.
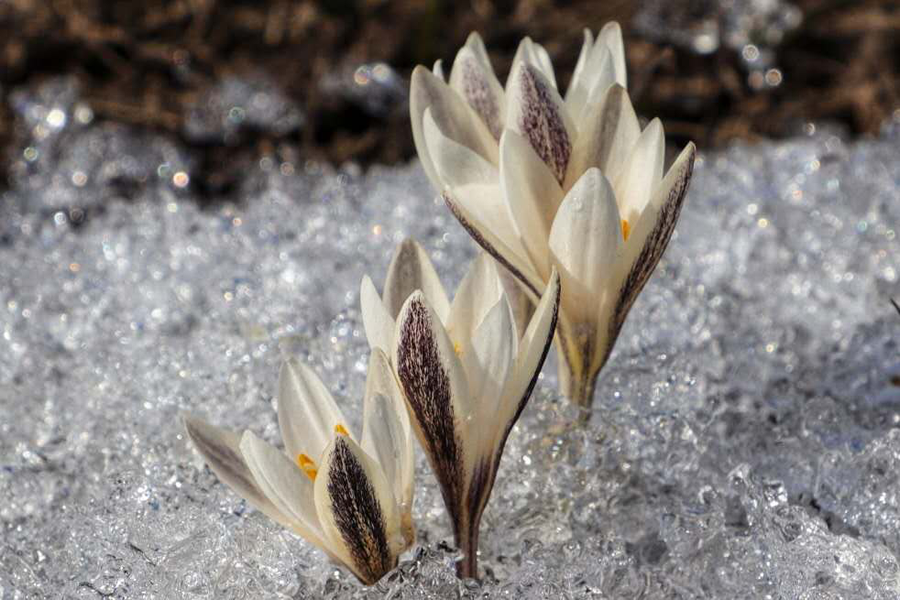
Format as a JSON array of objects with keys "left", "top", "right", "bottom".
[{"left": 1, "top": 79, "right": 900, "bottom": 599}]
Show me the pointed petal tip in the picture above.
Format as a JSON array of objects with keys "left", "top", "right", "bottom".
[
  {"left": 600, "top": 21, "right": 622, "bottom": 35},
  {"left": 410, "top": 65, "right": 435, "bottom": 96},
  {"left": 181, "top": 412, "right": 209, "bottom": 447},
  {"left": 577, "top": 166, "right": 616, "bottom": 194},
  {"left": 465, "top": 31, "right": 484, "bottom": 46},
  {"left": 181, "top": 412, "right": 228, "bottom": 445},
  {"left": 277, "top": 356, "right": 298, "bottom": 391},
  {"left": 367, "top": 345, "right": 393, "bottom": 375},
  {"left": 370, "top": 344, "right": 390, "bottom": 362},
  {"left": 179, "top": 410, "right": 195, "bottom": 428},
  {"left": 237, "top": 429, "right": 264, "bottom": 456},
  {"left": 549, "top": 265, "right": 561, "bottom": 287},
  {"left": 397, "top": 236, "right": 421, "bottom": 254},
  {"left": 411, "top": 64, "right": 430, "bottom": 82},
  {"left": 608, "top": 82, "right": 627, "bottom": 97},
  {"left": 400, "top": 288, "right": 428, "bottom": 312},
  {"left": 668, "top": 141, "right": 697, "bottom": 180},
  {"left": 384, "top": 238, "right": 451, "bottom": 322},
  {"left": 432, "top": 59, "right": 445, "bottom": 80}
]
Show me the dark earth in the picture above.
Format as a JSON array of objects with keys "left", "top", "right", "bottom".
[{"left": 0, "top": 0, "right": 897, "bottom": 201}]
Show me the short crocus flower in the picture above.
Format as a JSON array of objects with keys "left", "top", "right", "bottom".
[
  {"left": 410, "top": 25, "right": 696, "bottom": 408},
  {"left": 361, "top": 240, "right": 561, "bottom": 579},
  {"left": 182, "top": 349, "right": 414, "bottom": 585}
]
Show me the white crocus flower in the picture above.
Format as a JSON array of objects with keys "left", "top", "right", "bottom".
[
  {"left": 361, "top": 239, "right": 561, "bottom": 579},
  {"left": 410, "top": 25, "right": 696, "bottom": 409},
  {"left": 181, "top": 349, "right": 414, "bottom": 586}
]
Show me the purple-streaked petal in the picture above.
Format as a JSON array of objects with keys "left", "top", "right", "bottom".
[{"left": 506, "top": 63, "right": 575, "bottom": 185}]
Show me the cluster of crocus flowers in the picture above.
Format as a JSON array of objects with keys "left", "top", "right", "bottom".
[
  {"left": 410, "top": 25, "right": 696, "bottom": 407},
  {"left": 184, "top": 241, "right": 559, "bottom": 583},
  {"left": 361, "top": 239, "right": 560, "bottom": 578},
  {"left": 182, "top": 349, "right": 414, "bottom": 585},
  {"left": 184, "top": 22, "right": 693, "bottom": 587}
]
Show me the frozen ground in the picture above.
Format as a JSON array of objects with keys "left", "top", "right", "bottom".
[{"left": 1, "top": 78, "right": 899, "bottom": 599}]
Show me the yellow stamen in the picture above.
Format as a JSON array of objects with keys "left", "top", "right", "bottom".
[
  {"left": 621, "top": 219, "right": 631, "bottom": 241},
  {"left": 334, "top": 423, "right": 349, "bottom": 436},
  {"left": 453, "top": 341, "right": 462, "bottom": 356},
  {"left": 297, "top": 453, "right": 318, "bottom": 481}
]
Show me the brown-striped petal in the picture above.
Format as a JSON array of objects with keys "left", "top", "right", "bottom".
[
  {"left": 506, "top": 63, "right": 575, "bottom": 185},
  {"left": 314, "top": 434, "right": 402, "bottom": 585}
]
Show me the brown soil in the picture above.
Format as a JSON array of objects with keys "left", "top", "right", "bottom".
[{"left": 0, "top": 0, "right": 897, "bottom": 197}]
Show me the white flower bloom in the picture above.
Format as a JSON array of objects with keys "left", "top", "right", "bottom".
[
  {"left": 361, "top": 239, "right": 561, "bottom": 578},
  {"left": 181, "top": 349, "right": 414, "bottom": 585},
  {"left": 410, "top": 25, "right": 696, "bottom": 408}
]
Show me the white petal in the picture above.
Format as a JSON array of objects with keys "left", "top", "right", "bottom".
[
  {"left": 383, "top": 238, "right": 451, "bottom": 323},
  {"left": 506, "top": 63, "right": 575, "bottom": 185},
  {"left": 278, "top": 358, "right": 350, "bottom": 460},
  {"left": 392, "top": 291, "right": 473, "bottom": 503},
  {"left": 314, "top": 434, "right": 403, "bottom": 585},
  {"left": 460, "top": 295, "right": 518, "bottom": 454},
  {"left": 446, "top": 182, "right": 540, "bottom": 286},
  {"left": 532, "top": 42, "right": 557, "bottom": 89},
  {"left": 500, "top": 130, "right": 564, "bottom": 279},
  {"left": 450, "top": 43, "right": 505, "bottom": 140},
  {"left": 493, "top": 269, "right": 560, "bottom": 449},
  {"left": 510, "top": 37, "right": 557, "bottom": 89},
  {"left": 498, "top": 263, "right": 534, "bottom": 339},
  {"left": 614, "top": 118, "right": 665, "bottom": 224},
  {"left": 182, "top": 415, "right": 294, "bottom": 531},
  {"left": 443, "top": 187, "right": 545, "bottom": 304},
  {"left": 464, "top": 31, "right": 493, "bottom": 70},
  {"left": 567, "top": 23, "right": 625, "bottom": 126},
  {"left": 577, "top": 49, "right": 615, "bottom": 124},
  {"left": 446, "top": 251, "right": 504, "bottom": 345},
  {"left": 566, "top": 29, "right": 594, "bottom": 98},
  {"left": 597, "top": 22, "right": 627, "bottom": 88},
  {"left": 361, "top": 348, "right": 414, "bottom": 517},
  {"left": 564, "top": 28, "right": 596, "bottom": 121},
  {"left": 565, "top": 84, "right": 640, "bottom": 190},
  {"left": 423, "top": 108, "right": 499, "bottom": 188},
  {"left": 548, "top": 168, "right": 622, "bottom": 325},
  {"left": 432, "top": 59, "right": 445, "bottom": 82},
  {"left": 393, "top": 291, "right": 474, "bottom": 422},
  {"left": 360, "top": 275, "right": 395, "bottom": 356},
  {"left": 600, "top": 143, "right": 695, "bottom": 376},
  {"left": 410, "top": 66, "right": 498, "bottom": 192},
  {"left": 614, "top": 142, "right": 696, "bottom": 294},
  {"left": 239, "top": 431, "right": 327, "bottom": 548}
]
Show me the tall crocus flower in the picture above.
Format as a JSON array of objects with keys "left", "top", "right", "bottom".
[
  {"left": 410, "top": 25, "right": 696, "bottom": 408},
  {"left": 182, "top": 349, "right": 414, "bottom": 585},
  {"left": 361, "top": 239, "right": 561, "bottom": 579}
]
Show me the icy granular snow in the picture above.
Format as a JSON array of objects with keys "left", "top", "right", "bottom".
[{"left": 1, "top": 82, "right": 900, "bottom": 597}]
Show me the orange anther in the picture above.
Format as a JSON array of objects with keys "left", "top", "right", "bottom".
[{"left": 297, "top": 453, "right": 318, "bottom": 481}]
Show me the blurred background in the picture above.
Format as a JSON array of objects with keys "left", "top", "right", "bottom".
[{"left": 0, "top": 0, "right": 897, "bottom": 203}]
